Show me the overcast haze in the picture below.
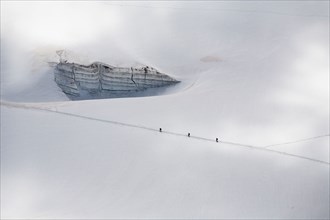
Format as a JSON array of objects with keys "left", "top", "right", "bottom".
[{"left": 1, "top": 1, "right": 329, "bottom": 219}]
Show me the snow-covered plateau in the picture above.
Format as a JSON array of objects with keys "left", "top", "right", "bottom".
[{"left": 1, "top": 1, "right": 329, "bottom": 219}]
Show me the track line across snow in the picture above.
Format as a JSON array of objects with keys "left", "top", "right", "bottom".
[
  {"left": 1, "top": 101, "right": 329, "bottom": 165},
  {"left": 264, "top": 134, "right": 330, "bottom": 148}
]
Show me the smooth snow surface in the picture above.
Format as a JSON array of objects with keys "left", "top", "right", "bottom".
[{"left": 1, "top": 1, "right": 329, "bottom": 219}]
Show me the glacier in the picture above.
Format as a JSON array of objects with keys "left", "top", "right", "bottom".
[{"left": 1, "top": 1, "right": 329, "bottom": 219}]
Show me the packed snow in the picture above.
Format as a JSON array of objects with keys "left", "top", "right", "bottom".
[{"left": 1, "top": 1, "right": 329, "bottom": 219}]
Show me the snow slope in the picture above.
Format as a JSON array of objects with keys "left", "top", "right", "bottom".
[{"left": 1, "top": 1, "right": 329, "bottom": 219}]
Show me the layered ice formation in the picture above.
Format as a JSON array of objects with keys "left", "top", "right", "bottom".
[{"left": 54, "top": 61, "right": 179, "bottom": 100}]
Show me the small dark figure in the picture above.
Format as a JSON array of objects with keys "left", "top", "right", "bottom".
[
  {"left": 188, "top": 133, "right": 190, "bottom": 137},
  {"left": 159, "top": 128, "right": 162, "bottom": 132},
  {"left": 216, "top": 138, "right": 219, "bottom": 142}
]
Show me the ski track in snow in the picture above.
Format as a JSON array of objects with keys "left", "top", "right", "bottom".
[
  {"left": 2, "top": 101, "right": 329, "bottom": 166},
  {"left": 264, "top": 134, "right": 330, "bottom": 149}
]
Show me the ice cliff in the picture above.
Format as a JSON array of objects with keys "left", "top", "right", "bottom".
[{"left": 54, "top": 61, "right": 179, "bottom": 100}]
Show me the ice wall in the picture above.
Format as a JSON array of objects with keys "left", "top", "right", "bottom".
[{"left": 54, "top": 61, "right": 179, "bottom": 100}]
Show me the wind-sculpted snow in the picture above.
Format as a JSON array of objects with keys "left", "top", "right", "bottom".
[{"left": 54, "top": 62, "right": 179, "bottom": 100}]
